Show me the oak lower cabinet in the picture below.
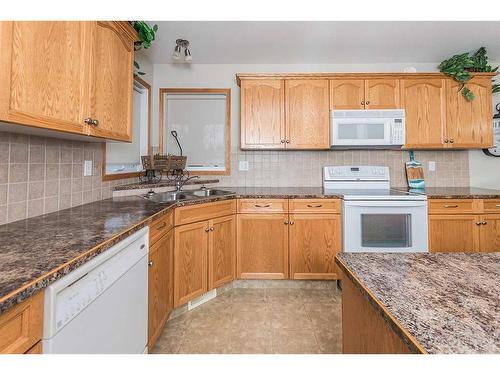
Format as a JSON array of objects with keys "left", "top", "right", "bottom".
[
  {"left": 174, "top": 215, "right": 236, "bottom": 307},
  {"left": 0, "top": 21, "right": 136, "bottom": 141},
  {"left": 428, "top": 215, "right": 480, "bottom": 252},
  {"left": 289, "top": 214, "right": 342, "bottom": 279},
  {"left": 479, "top": 214, "right": 500, "bottom": 252},
  {"left": 0, "top": 292, "right": 43, "bottom": 354},
  {"left": 148, "top": 214, "right": 174, "bottom": 351},
  {"left": 236, "top": 213, "right": 289, "bottom": 279}
]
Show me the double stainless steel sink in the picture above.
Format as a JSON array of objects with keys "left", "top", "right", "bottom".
[{"left": 143, "top": 188, "right": 235, "bottom": 203}]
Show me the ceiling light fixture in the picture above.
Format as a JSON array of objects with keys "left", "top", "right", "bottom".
[{"left": 172, "top": 39, "right": 192, "bottom": 62}]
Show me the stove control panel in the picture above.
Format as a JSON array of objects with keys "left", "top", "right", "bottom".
[{"left": 324, "top": 166, "right": 389, "bottom": 181}]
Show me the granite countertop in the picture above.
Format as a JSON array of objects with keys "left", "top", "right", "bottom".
[
  {"left": 114, "top": 178, "right": 219, "bottom": 191},
  {"left": 335, "top": 252, "right": 500, "bottom": 354},
  {"left": 220, "top": 186, "right": 343, "bottom": 199},
  {"left": 393, "top": 187, "right": 500, "bottom": 199}
]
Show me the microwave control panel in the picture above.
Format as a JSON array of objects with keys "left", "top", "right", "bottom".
[{"left": 391, "top": 119, "right": 405, "bottom": 144}]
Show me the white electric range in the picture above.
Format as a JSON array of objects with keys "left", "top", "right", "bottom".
[{"left": 323, "top": 166, "right": 428, "bottom": 253}]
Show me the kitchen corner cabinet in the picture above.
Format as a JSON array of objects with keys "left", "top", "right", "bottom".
[
  {"left": 428, "top": 199, "right": 500, "bottom": 252},
  {"left": 330, "top": 78, "right": 400, "bottom": 110},
  {"left": 147, "top": 212, "right": 174, "bottom": 351},
  {"left": 240, "top": 79, "right": 329, "bottom": 150},
  {"left": 0, "top": 21, "right": 136, "bottom": 141}
]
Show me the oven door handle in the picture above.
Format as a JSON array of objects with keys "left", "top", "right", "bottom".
[{"left": 343, "top": 200, "right": 428, "bottom": 208}]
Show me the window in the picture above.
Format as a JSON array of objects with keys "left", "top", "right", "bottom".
[
  {"left": 160, "top": 88, "right": 231, "bottom": 175},
  {"left": 103, "top": 77, "right": 151, "bottom": 180}
]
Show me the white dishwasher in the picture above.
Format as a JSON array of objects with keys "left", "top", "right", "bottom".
[{"left": 42, "top": 227, "right": 149, "bottom": 354}]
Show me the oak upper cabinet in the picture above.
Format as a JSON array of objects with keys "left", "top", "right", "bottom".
[
  {"left": 148, "top": 228, "right": 174, "bottom": 349},
  {"left": 364, "top": 79, "right": 401, "bottom": 109},
  {"left": 86, "top": 21, "right": 135, "bottom": 141},
  {"left": 208, "top": 215, "right": 236, "bottom": 290},
  {"left": 240, "top": 79, "right": 285, "bottom": 149},
  {"left": 0, "top": 21, "right": 89, "bottom": 134},
  {"left": 289, "top": 213, "right": 342, "bottom": 279},
  {"left": 330, "top": 78, "right": 400, "bottom": 109},
  {"left": 402, "top": 78, "right": 447, "bottom": 149},
  {"left": 330, "top": 79, "right": 365, "bottom": 109},
  {"left": 445, "top": 77, "right": 493, "bottom": 148},
  {"left": 237, "top": 213, "right": 289, "bottom": 279},
  {"left": 174, "top": 221, "right": 209, "bottom": 307},
  {"left": 0, "top": 21, "right": 136, "bottom": 141},
  {"left": 285, "top": 79, "right": 330, "bottom": 149},
  {"left": 428, "top": 215, "right": 480, "bottom": 252}
]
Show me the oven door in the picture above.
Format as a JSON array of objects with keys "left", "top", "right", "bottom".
[
  {"left": 343, "top": 200, "right": 428, "bottom": 252},
  {"left": 332, "top": 117, "right": 392, "bottom": 146}
]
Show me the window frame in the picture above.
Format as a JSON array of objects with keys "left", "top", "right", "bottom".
[{"left": 159, "top": 88, "right": 231, "bottom": 176}]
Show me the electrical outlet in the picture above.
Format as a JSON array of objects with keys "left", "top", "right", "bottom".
[
  {"left": 84, "top": 160, "right": 93, "bottom": 176},
  {"left": 239, "top": 161, "right": 249, "bottom": 171},
  {"left": 428, "top": 161, "right": 436, "bottom": 172}
]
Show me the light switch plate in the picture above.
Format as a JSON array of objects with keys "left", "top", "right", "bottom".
[
  {"left": 84, "top": 160, "right": 93, "bottom": 176},
  {"left": 239, "top": 161, "right": 249, "bottom": 171},
  {"left": 428, "top": 161, "right": 436, "bottom": 172}
]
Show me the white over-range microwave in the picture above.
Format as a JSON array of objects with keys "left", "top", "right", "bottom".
[{"left": 330, "top": 109, "right": 405, "bottom": 147}]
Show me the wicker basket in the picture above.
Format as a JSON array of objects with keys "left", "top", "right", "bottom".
[{"left": 141, "top": 155, "right": 187, "bottom": 172}]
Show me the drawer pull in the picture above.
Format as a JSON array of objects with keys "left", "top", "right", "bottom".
[
  {"left": 155, "top": 222, "right": 167, "bottom": 230},
  {"left": 148, "top": 261, "right": 154, "bottom": 267},
  {"left": 254, "top": 204, "right": 270, "bottom": 208},
  {"left": 307, "top": 204, "right": 323, "bottom": 208},
  {"left": 443, "top": 204, "right": 459, "bottom": 208},
  {"left": 495, "top": 204, "right": 500, "bottom": 208}
]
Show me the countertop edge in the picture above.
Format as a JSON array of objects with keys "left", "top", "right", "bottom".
[{"left": 334, "top": 256, "right": 427, "bottom": 354}]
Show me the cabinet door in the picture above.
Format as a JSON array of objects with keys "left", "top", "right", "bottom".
[
  {"left": 329, "top": 79, "right": 365, "bottom": 109},
  {"left": 87, "top": 21, "right": 135, "bottom": 141},
  {"left": 285, "top": 79, "right": 330, "bottom": 149},
  {"left": 147, "top": 230, "right": 174, "bottom": 349},
  {"left": 0, "top": 21, "right": 89, "bottom": 134},
  {"left": 446, "top": 77, "right": 493, "bottom": 148},
  {"left": 208, "top": 215, "right": 236, "bottom": 289},
  {"left": 240, "top": 79, "right": 285, "bottom": 149},
  {"left": 428, "top": 215, "right": 480, "bottom": 252},
  {"left": 174, "top": 221, "right": 208, "bottom": 306},
  {"left": 479, "top": 214, "right": 500, "bottom": 252},
  {"left": 289, "top": 214, "right": 342, "bottom": 280},
  {"left": 237, "top": 214, "right": 289, "bottom": 279},
  {"left": 364, "top": 79, "right": 401, "bottom": 109},
  {"left": 402, "top": 79, "right": 447, "bottom": 148}
]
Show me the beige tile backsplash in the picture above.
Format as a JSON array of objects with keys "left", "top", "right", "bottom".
[
  {"left": 213, "top": 149, "right": 470, "bottom": 188},
  {"left": 0, "top": 131, "right": 137, "bottom": 225}
]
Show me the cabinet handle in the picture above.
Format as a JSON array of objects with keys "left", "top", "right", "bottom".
[
  {"left": 148, "top": 261, "right": 154, "bottom": 267},
  {"left": 443, "top": 204, "right": 459, "bottom": 208},
  {"left": 210, "top": 227, "right": 214, "bottom": 231},
  {"left": 444, "top": 139, "right": 449, "bottom": 143},
  {"left": 284, "top": 221, "right": 289, "bottom": 225},
  {"left": 449, "top": 139, "right": 454, "bottom": 144},
  {"left": 155, "top": 222, "right": 167, "bottom": 230},
  {"left": 286, "top": 140, "right": 290, "bottom": 143},
  {"left": 84, "top": 118, "right": 94, "bottom": 125},
  {"left": 361, "top": 101, "right": 365, "bottom": 105},
  {"left": 205, "top": 228, "right": 210, "bottom": 232},
  {"left": 281, "top": 140, "right": 285, "bottom": 143},
  {"left": 482, "top": 221, "right": 487, "bottom": 225},
  {"left": 92, "top": 119, "right": 99, "bottom": 126},
  {"left": 289, "top": 221, "right": 295, "bottom": 225},
  {"left": 254, "top": 204, "right": 270, "bottom": 208},
  {"left": 476, "top": 222, "right": 482, "bottom": 225},
  {"left": 496, "top": 204, "right": 500, "bottom": 207},
  {"left": 307, "top": 204, "right": 322, "bottom": 208},
  {"left": 365, "top": 101, "right": 370, "bottom": 105}
]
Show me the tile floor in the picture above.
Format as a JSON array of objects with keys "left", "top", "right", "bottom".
[{"left": 152, "top": 287, "right": 342, "bottom": 354}]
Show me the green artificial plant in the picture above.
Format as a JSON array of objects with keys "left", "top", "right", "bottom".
[
  {"left": 130, "top": 21, "right": 158, "bottom": 76},
  {"left": 439, "top": 47, "right": 500, "bottom": 101}
]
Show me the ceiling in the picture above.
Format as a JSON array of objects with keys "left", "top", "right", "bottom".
[{"left": 145, "top": 21, "right": 500, "bottom": 64}]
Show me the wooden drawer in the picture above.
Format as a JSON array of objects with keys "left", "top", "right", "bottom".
[
  {"left": 289, "top": 199, "right": 341, "bottom": 214},
  {"left": 482, "top": 199, "right": 500, "bottom": 213},
  {"left": 237, "top": 199, "right": 288, "bottom": 213},
  {"left": 0, "top": 292, "right": 43, "bottom": 354},
  {"left": 149, "top": 209, "right": 174, "bottom": 245},
  {"left": 428, "top": 199, "right": 477, "bottom": 214},
  {"left": 175, "top": 199, "right": 236, "bottom": 226}
]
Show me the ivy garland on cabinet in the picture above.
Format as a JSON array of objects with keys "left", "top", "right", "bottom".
[
  {"left": 130, "top": 21, "right": 158, "bottom": 76},
  {"left": 439, "top": 46, "right": 499, "bottom": 101}
]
